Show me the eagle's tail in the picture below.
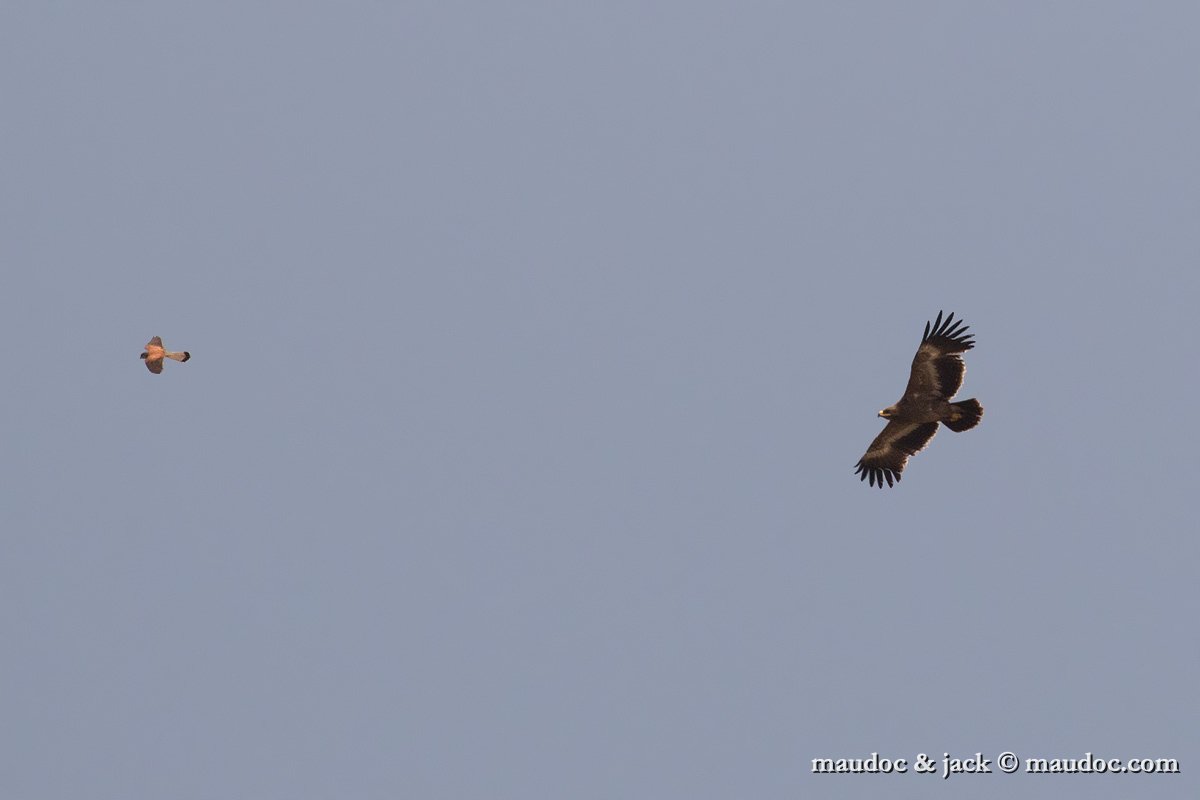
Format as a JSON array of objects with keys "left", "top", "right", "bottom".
[
  {"left": 944, "top": 398, "right": 983, "bottom": 432},
  {"left": 166, "top": 351, "right": 191, "bottom": 363}
]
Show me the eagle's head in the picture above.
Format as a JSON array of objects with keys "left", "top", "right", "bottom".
[{"left": 878, "top": 405, "right": 898, "bottom": 419}]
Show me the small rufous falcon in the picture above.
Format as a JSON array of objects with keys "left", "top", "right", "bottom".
[{"left": 141, "top": 336, "right": 191, "bottom": 374}]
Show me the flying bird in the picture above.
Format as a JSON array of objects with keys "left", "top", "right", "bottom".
[
  {"left": 141, "top": 336, "right": 191, "bottom": 374},
  {"left": 854, "top": 311, "right": 982, "bottom": 488}
]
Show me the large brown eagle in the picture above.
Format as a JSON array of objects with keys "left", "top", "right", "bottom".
[{"left": 854, "top": 311, "right": 983, "bottom": 488}]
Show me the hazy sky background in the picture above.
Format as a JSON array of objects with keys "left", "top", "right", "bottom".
[{"left": 3, "top": 4, "right": 1196, "bottom": 799}]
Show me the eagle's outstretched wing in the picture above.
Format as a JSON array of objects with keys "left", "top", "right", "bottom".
[
  {"left": 902, "top": 311, "right": 974, "bottom": 401},
  {"left": 854, "top": 421, "right": 939, "bottom": 488}
]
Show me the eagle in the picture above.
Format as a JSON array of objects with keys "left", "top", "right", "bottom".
[{"left": 854, "top": 311, "right": 983, "bottom": 488}]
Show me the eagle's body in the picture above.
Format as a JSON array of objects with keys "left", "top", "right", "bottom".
[
  {"left": 884, "top": 395, "right": 953, "bottom": 426},
  {"left": 854, "top": 312, "right": 982, "bottom": 488}
]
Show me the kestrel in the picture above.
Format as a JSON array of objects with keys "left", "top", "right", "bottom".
[{"left": 141, "top": 336, "right": 191, "bottom": 374}]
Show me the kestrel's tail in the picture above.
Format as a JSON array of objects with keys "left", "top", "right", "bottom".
[{"left": 166, "top": 351, "right": 191, "bottom": 362}]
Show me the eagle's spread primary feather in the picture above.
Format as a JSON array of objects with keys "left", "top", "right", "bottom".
[{"left": 854, "top": 311, "right": 983, "bottom": 488}]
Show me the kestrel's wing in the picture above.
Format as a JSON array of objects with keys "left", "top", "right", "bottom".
[
  {"left": 144, "top": 358, "right": 163, "bottom": 374},
  {"left": 146, "top": 336, "right": 163, "bottom": 348}
]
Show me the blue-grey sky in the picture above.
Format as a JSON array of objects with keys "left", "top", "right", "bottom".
[{"left": 3, "top": 4, "right": 1196, "bottom": 799}]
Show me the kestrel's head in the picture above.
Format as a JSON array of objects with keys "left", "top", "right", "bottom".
[{"left": 140, "top": 352, "right": 148, "bottom": 359}]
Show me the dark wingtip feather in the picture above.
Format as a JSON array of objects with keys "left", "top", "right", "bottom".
[
  {"left": 923, "top": 311, "right": 945, "bottom": 342},
  {"left": 855, "top": 461, "right": 900, "bottom": 488},
  {"left": 924, "top": 310, "right": 975, "bottom": 349}
]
